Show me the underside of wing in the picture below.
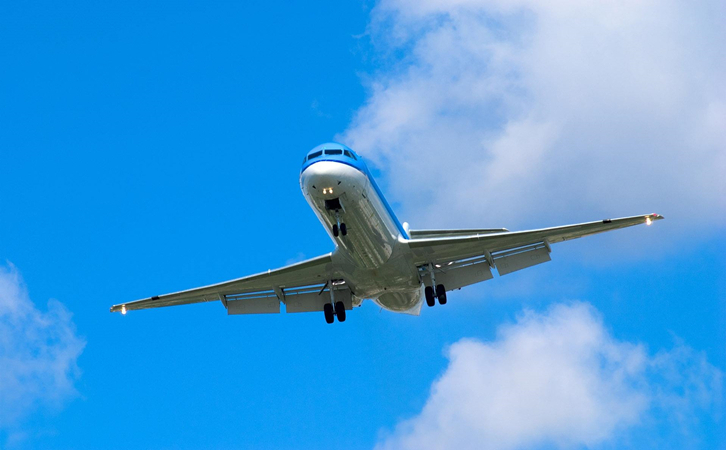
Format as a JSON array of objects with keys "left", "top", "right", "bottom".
[
  {"left": 408, "top": 228, "right": 509, "bottom": 239},
  {"left": 110, "top": 253, "right": 347, "bottom": 315},
  {"left": 411, "top": 213, "right": 663, "bottom": 288}
]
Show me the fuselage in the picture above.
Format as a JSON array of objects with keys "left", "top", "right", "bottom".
[{"left": 300, "top": 143, "right": 423, "bottom": 313}]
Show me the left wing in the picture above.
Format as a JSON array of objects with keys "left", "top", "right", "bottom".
[
  {"left": 110, "top": 253, "right": 342, "bottom": 315},
  {"left": 410, "top": 213, "right": 663, "bottom": 289}
]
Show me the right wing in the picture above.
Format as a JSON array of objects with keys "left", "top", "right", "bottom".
[
  {"left": 409, "top": 213, "right": 663, "bottom": 290},
  {"left": 110, "top": 253, "right": 346, "bottom": 315}
]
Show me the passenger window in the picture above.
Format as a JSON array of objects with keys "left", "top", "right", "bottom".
[
  {"left": 344, "top": 150, "right": 357, "bottom": 160},
  {"left": 309, "top": 150, "right": 323, "bottom": 159},
  {"left": 325, "top": 149, "right": 343, "bottom": 155}
]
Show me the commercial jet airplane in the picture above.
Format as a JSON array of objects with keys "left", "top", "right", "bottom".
[{"left": 111, "top": 143, "right": 663, "bottom": 323}]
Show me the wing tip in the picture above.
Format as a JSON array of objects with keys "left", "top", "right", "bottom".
[
  {"left": 645, "top": 213, "right": 664, "bottom": 226},
  {"left": 110, "top": 304, "right": 127, "bottom": 314}
]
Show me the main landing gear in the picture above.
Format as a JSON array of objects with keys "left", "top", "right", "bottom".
[
  {"left": 323, "top": 302, "right": 346, "bottom": 323},
  {"left": 425, "top": 263, "right": 447, "bottom": 307},
  {"left": 424, "top": 285, "right": 447, "bottom": 307},
  {"left": 323, "top": 282, "right": 346, "bottom": 324}
]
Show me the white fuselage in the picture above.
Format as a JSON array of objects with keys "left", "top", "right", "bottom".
[{"left": 300, "top": 161, "right": 423, "bottom": 313}]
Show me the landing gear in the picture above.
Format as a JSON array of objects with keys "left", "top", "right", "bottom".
[
  {"left": 323, "top": 281, "right": 347, "bottom": 324},
  {"left": 324, "top": 303, "right": 335, "bottom": 324},
  {"left": 425, "top": 286, "right": 436, "bottom": 307},
  {"left": 332, "top": 210, "right": 347, "bottom": 237},
  {"left": 426, "top": 263, "right": 447, "bottom": 307},
  {"left": 335, "top": 301, "right": 346, "bottom": 322},
  {"left": 324, "top": 301, "right": 346, "bottom": 323},
  {"left": 436, "top": 284, "right": 447, "bottom": 305}
]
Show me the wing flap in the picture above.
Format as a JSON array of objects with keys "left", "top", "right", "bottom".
[
  {"left": 227, "top": 297, "right": 280, "bottom": 315},
  {"left": 494, "top": 244, "right": 551, "bottom": 275},
  {"left": 283, "top": 287, "right": 353, "bottom": 313},
  {"left": 423, "top": 257, "right": 494, "bottom": 291}
]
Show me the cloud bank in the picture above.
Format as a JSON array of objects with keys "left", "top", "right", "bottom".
[
  {"left": 376, "top": 302, "right": 721, "bottom": 450},
  {"left": 0, "top": 264, "right": 85, "bottom": 429},
  {"left": 341, "top": 0, "right": 726, "bottom": 231}
]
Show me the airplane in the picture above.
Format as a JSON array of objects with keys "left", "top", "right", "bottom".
[{"left": 111, "top": 142, "right": 663, "bottom": 324}]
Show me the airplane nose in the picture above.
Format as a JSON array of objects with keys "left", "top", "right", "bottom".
[{"left": 301, "top": 161, "right": 351, "bottom": 199}]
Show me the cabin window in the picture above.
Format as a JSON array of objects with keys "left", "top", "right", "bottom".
[
  {"left": 325, "top": 149, "right": 343, "bottom": 155},
  {"left": 308, "top": 150, "right": 323, "bottom": 160},
  {"left": 344, "top": 150, "right": 356, "bottom": 160}
]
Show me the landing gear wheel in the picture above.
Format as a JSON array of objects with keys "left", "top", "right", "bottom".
[
  {"left": 436, "top": 284, "right": 447, "bottom": 305},
  {"left": 425, "top": 286, "right": 436, "bottom": 307},
  {"left": 324, "top": 303, "right": 335, "bottom": 324},
  {"left": 335, "top": 301, "right": 346, "bottom": 322},
  {"left": 340, "top": 223, "right": 347, "bottom": 236},
  {"left": 332, "top": 224, "right": 339, "bottom": 237}
]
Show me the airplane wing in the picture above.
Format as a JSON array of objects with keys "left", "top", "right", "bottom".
[
  {"left": 409, "top": 213, "right": 663, "bottom": 290},
  {"left": 110, "top": 253, "right": 339, "bottom": 315}
]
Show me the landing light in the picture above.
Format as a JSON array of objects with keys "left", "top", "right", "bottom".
[
  {"left": 646, "top": 217, "right": 652, "bottom": 226},
  {"left": 121, "top": 305, "right": 127, "bottom": 315},
  {"left": 322, "top": 187, "right": 334, "bottom": 195}
]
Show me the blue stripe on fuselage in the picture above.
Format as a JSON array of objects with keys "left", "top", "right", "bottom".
[{"left": 365, "top": 170, "right": 410, "bottom": 240}]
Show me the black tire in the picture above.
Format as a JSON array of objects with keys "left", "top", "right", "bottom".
[
  {"left": 340, "top": 223, "right": 347, "bottom": 236},
  {"left": 324, "top": 303, "right": 335, "bottom": 324},
  {"left": 436, "top": 284, "right": 447, "bottom": 305},
  {"left": 335, "top": 301, "right": 346, "bottom": 322},
  {"left": 332, "top": 224, "right": 339, "bottom": 237},
  {"left": 425, "top": 286, "right": 435, "bottom": 307}
]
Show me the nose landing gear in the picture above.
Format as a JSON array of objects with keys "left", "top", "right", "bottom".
[{"left": 332, "top": 210, "right": 347, "bottom": 237}]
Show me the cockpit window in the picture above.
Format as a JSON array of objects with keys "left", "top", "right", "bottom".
[
  {"left": 307, "top": 150, "right": 323, "bottom": 161},
  {"left": 344, "top": 150, "right": 357, "bottom": 160},
  {"left": 325, "top": 149, "right": 343, "bottom": 155}
]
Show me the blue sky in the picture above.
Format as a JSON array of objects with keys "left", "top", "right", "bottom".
[{"left": 1, "top": 1, "right": 724, "bottom": 449}]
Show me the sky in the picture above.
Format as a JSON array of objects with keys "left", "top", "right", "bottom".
[{"left": 0, "top": 1, "right": 724, "bottom": 449}]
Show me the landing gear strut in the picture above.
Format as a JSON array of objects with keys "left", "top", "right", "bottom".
[{"left": 426, "top": 263, "right": 447, "bottom": 307}]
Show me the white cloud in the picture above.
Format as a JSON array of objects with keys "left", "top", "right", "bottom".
[
  {"left": 375, "top": 302, "right": 721, "bottom": 450},
  {"left": 0, "top": 263, "right": 85, "bottom": 429},
  {"left": 341, "top": 0, "right": 726, "bottom": 233}
]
